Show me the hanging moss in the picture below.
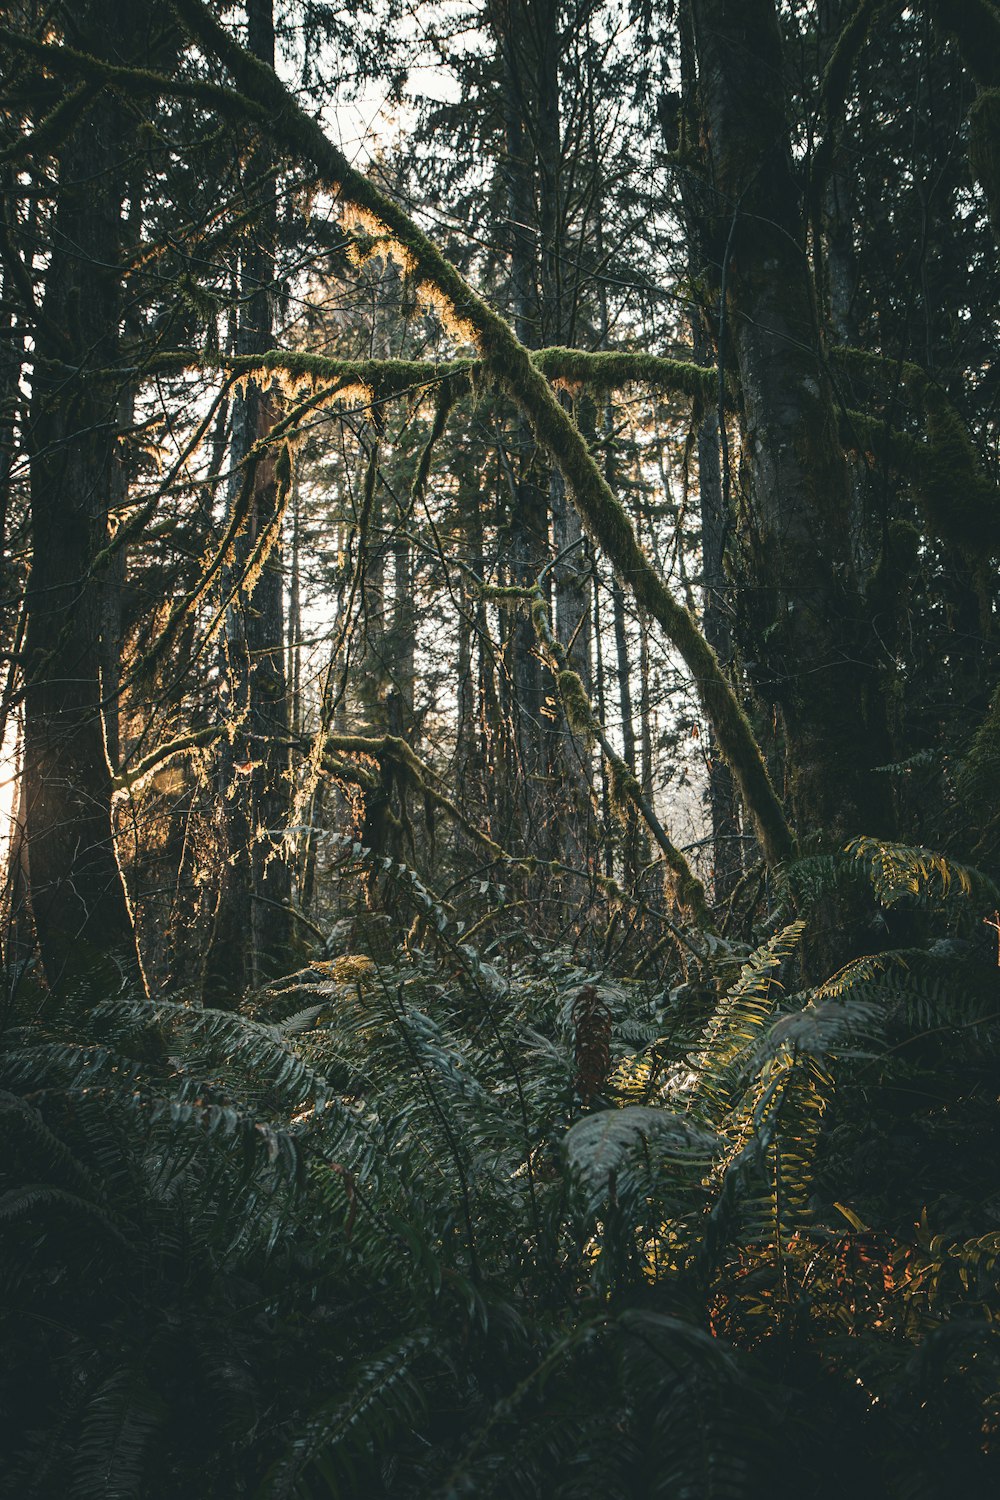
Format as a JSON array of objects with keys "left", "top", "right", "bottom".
[
  {"left": 608, "top": 757, "right": 639, "bottom": 822},
  {"left": 171, "top": 0, "right": 795, "bottom": 873},
  {"left": 482, "top": 583, "right": 534, "bottom": 605},
  {"left": 556, "top": 669, "right": 596, "bottom": 747}
]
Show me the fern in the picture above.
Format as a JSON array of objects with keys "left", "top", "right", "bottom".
[
  {"left": 73, "top": 1373, "right": 167, "bottom": 1500},
  {"left": 3, "top": 835, "right": 999, "bottom": 1495},
  {"left": 260, "top": 1333, "right": 432, "bottom": 1500},
  {"left": 848, "top": 835, "right": 997, "bottom": 911}
]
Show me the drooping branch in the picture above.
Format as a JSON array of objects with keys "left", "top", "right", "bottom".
[
  {"left": 112, "top": 726, "right": 221, "bottom": 791},
  {"left": 526, "top": 583, "right": 716, "bottom": 934},
  {"left": 325, "top": 732, "right": 511, "bottom": 864},
  {"left": 167, "top": 0, "right": 795, "bottom": 869}
]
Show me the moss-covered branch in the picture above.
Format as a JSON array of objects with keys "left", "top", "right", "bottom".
[
  {"left": 0, "top": 79, "right": 100, "bottom": 169},
  {"left": 112, "top": 726, "right": 220, "bottom": 792},
  {"left": 150, "top": 346, "right": 720, "bottom": 404},
  {"left": 325, "top": 733, "right": 509, "bottom": 862},
  {"left": 168, "top": 0, "right": 795, "bottom": 870},
  {"left": 531, "top": 347, "right": 719, "bottom": 402}
]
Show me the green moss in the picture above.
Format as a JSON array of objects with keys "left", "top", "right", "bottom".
[
  {"left": 482, "top": 584, "right": 534, "bottom": 605},
  {"left": 608, "top": 758, "right": 639, "bottom": 820},
  {"left": 171, "top": 0, "right": 794, "bottom": 871},
  {"left": 556, "top": 669, "right": 596, "bottom": 745},
  {"left": 532, "top": 347, "right": 719, "bottom": 403}
]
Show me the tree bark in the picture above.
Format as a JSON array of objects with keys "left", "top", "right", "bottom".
[
  {"left": 688, "top": 0, "right": 893, "bottom": 843},
  {"left": 205, "top": 0, "right": 290, "bottom": 1000},
  {"left": 22, "top": 0, "right": 147, "bottom": 993}
]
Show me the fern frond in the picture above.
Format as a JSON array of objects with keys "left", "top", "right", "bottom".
[
  {"left": 0, "top": 1183, "right": 132, "bottom": 1246},
  {"left": 260, "top": 1332, "right": 431, "bottom": 1500},
  {"left": 566, "top": 1106, "right": 716, "bottom": 1207},
  {"left": 691, "top": 922, "right": 806, "bottom": 1120},
  {"left": 73, "top": 1372, "right": 166, "bottom": 1500},
  {"left": 848, "top": 836, "right": 996, "bottom": 909}
]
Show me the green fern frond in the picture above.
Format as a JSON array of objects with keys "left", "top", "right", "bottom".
[
  {"left": 691, "top": 922, "right": 806, "bottom": 1120},
  {"left": 73, "top": 1372, "right": 166, "bottom": 1500},
  {"left": 0, "top": 1183, "right": 132, "bottom": 1246},
  {"left": 0, "top": 1089, "right": 99, "bottom": 1195},
  {"left": 848, "top": 836, "right": 996, "bottom": 909},
  {"left": 260, "top": 1332, "right": 432, "bottom": 1500},
  {"left": 565, "top": 1105, "right": 716, "bottom": 1207}
]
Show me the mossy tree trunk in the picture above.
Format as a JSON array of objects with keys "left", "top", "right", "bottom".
[
  {"left": 490, "top": 0, "right": 550, "bottom": 827},
  {"left": 21, "top": 0, "right": 149, "bottom": 995},
  {"left": 687, "top": 0, "right": 894, "bottom": 845}
]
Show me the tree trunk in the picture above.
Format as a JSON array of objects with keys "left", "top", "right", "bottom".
[
  {"left": 205, "top": 0, "right": 290, "bottom": 1000},
  {"left": 688, "top": 0, "right": 893, "bottom": 843},
  {"left": 22, "top": 0, "right": 146, "bottom": 994},
  {"left": 491, "top": 0, "right": 550, "bottom": 822}
]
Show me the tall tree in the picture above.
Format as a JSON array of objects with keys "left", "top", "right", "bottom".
[
  {"left": 205, "top": 0, "right": 291, "bottom": 999},
  {"left": 684, "top": 0, "right": 894, "bottom": 844},
  {"left": 20, "top": 0, "right": 154, "bottom": 992}
]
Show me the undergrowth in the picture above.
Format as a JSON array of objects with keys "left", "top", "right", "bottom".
[{"left": 2, "top": 839, "right": 999, "bottom": 1497}]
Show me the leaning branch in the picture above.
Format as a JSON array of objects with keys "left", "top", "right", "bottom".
[
  {"left": 112, "top": 726, "right": 221, "bottom": 792},
  {"left": 168, "top": 0, "right": 795, "bottom": 869},
  {"left": 524, "top": 584, "right": 716, "bottom": 935}
]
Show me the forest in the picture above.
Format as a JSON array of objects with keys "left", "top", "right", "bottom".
[{"left": 1, "top": 0, "right": 999, "bottom": 1493}]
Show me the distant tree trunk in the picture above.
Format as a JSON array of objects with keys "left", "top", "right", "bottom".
[
  {"left": 537, "top": 0, "right": 595, "bottom": 866},
  {"left": 639, "top": 611, "right": 653, "bottom": 803},
  {"left": 393, "top": 528, "right": 416, "bottom": 736},
  {"left": 21, "top": 0, "right": 147, "bottom": 994},
  {"left": 287, "top": 465, "right": 303, "bottom": 742},
  {"left": 4, "top": 737, "right": 32, "bottom": 971},
  {"left": 677, "top": 0, "right": 742, "bottom": 902},
  {"left": 0, "top": 162, "right": 25, "bottom": 620},
  {"left": 692, "top": 329, "right": 742, "bottom": 902},
  {"left": 687, "top": 0, "right": 893, "bottom": 843},
  {"left": 611, "top": 577, "right": 637, "bottom": 789},
  {"left": 205, "top": 0, "right": 290, "bottom": 1000},
  {"left": 591, "top": 566, "right": 614, "bottom": 879},
  {"left": 698, "top": 441, "right": 743, "bottom": 900},
  {"left": 491, "top": 0, "right": 549, "bottom": 826}
]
